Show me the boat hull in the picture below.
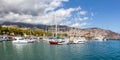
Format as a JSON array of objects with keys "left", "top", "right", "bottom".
[
  {"left": 28, "top": 40, "right": 35, "bottom": 43},
  {"left": 49, "top": 41, "right": 58, "bottom": 44},
  {"left": 12, "top": 41, "right": 28, "bottom": 44}
]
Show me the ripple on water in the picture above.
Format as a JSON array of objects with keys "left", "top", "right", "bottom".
[{"left": 0, "top": 40, "right": 120, "bottom": 60}]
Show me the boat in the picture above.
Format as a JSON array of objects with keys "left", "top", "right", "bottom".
[
  {"left": 49, "top": 40, "right": 69, "bottom": 45},
  {"left": 49, "top": 13, "right": 69, "bottom": 45},
  {"left": 0, "top": 35, "right": 8, "bottom": 41},
  {"left": 0, "top": 36, "right": 2, "bottom": 42},
  {"left": 49, "top": 37, "right": 61, "bottom": 44},
  {"left": 0, "top": 39, "right": 3, "bottom": 42},
  {"left": 58, "top": 38, "right": 69, "bottom": 44},
  {"left": 69, "top": 37, "right": 86, "bottom": 44},
  {"left": 27, "top": 38, "right": 35, "bottom": 43},
  {"left": 49, "top": 41, "right": 59, "bottom": 44},
  {"left": 49, "top": 37, "right": 69, "bottom": 45},
  {"left": 93, "top": 31, "right": 107, "bottom": 41},
  {"left": 94, "top": 36, "right": 107, "bottom": 41},
  {"left": 77, "top": 37, "right": 86, "bottom": 43},
  {"left": 0, "top": 34, "right": 14, "bottom": 42},
  {"left": 12, "top": 37, "right": 28, "bottom": 44}
]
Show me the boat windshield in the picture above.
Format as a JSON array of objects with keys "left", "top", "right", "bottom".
[{"left": 19, "top": 38, "right": 24, "bottom": 40}]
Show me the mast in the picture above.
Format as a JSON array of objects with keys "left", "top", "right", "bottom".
[{"left": 54, "top": 13, "right": 57, "bottom": 38}]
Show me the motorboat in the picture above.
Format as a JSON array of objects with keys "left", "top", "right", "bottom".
[
  {"left": 57, "top": 38, "right": 69, "bottom": 45},
  {"left": 69, "top": 37, "right": 86, "bottom": 44},
  {"left": 12, "top": 37, "right": 28, "bottom": 44},
  {"left": 27, "top": 38, "right": 35, "bottom": 43},
  {"left": 94, "top": 36, "right": 107, "bottom": 41},
  {"left": 0, "top": 35, "right": 8, "bottom": 41}
]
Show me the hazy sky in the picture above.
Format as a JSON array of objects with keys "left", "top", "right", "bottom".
[{"left": 0, "top": 0, "right": 120, "bottom": 33}]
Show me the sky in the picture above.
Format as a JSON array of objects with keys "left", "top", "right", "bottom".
[{"left": 0, "top": 0, "right": 120, "bottom": 33}]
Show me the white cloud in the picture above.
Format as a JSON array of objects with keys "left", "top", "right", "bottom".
[
  {"left": 61, "top": 0, "right": 69, "bottom": 2},
  {"left": 0, "top": 0, "right": 90, "bottom": 28},
  {"left": 71, "top": 22, "right": 87, "bottom": 28},
  {"left": 75, "top": 6, "right": 82, "bottom": 11},
  {"left": 64, "top": 7, "right": 89, "bottom": 28},
  {"left": 79, "top": 22, "right": 87, "bottom": 27},
  {"left": 0, "top": 0, "right": 72, "bottom": 24},
  {"left": 71, "top": 23, "right": 80, "bottom": 27},
  {"left": 83, "top": 17, "right": 89, "bottom": 20},
  {"left": 79, "top": 11, "right": 87, "bottom": 15},
  {"left": 73, "top": 17, "right": 89, "bottom": 22}
]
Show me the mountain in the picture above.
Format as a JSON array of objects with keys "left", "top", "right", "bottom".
[
  {"left": 0, "top": 21, "right": 71, "bottom": 31},
  {"left": 0, "top": 21, "right": 50, "bottom": 30},
  {"left": 80, "top": 28, "right": 120, "bottom": 40},
  {"left": 0, "top": 22, "right": 120, "bottom": 40}
]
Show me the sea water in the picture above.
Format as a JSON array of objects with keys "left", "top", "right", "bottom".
[{"left": 0, "top": 40, "right": 120, "bottom": 60}]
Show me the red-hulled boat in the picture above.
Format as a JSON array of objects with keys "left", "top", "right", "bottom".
[{"left": 49, "top": 41, "right": 59, "bottom": 44}]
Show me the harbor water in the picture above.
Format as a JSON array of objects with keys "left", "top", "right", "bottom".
[{"left": 0, "top": 40, "right": 120, "bottom": 60}]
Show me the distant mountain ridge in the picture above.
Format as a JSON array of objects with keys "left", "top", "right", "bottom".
[
  {"left": 82, "top": 28, "right": 120, "bottom": 40},
  {"left": 0, "top": 21, "right": 50, "bottom": 30},
  {"left": 0, "top": 21, "right": 120, "bottom": 40},
  {"left": 0, "top": 21, "right": 71, "bottom": 31}
]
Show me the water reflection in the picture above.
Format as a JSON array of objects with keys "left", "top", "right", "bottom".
[
  {"left": 12, "top": 43, "right": 36, "bottom": 60},
  {"left": 2, "top": 41, "right": 7, "bottom": 51},
  {"left": 0, "top": 40, "right": 120, "bottom": 60},
  {"left": 12, "top": 44, "right": 27, "bottom": 53}
]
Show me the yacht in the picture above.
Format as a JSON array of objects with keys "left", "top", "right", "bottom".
[
  {"left": 95, "top": 36, "right": 107, "bottom": 41},
  {"left": 57, "top": 38, "right": 69, "bottom": 45},
  {"left": 12, "top": 37, "right": 28, "bottom": 44},
  {"left": 27, "top": 38, "right": 35, "bottom": 43},
  {"left": 69, "top": 37, "right": 86, "bottom": 44},
  {"left": 0, "top": 35, "right": 8, "bottom": 41}
]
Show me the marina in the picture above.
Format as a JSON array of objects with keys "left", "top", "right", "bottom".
[
  {"left": 0, "top": 40, "right": 120, "bottom": 60},
  {"left": 0, "top": 0, "right": 120, "bottom": 60}
]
